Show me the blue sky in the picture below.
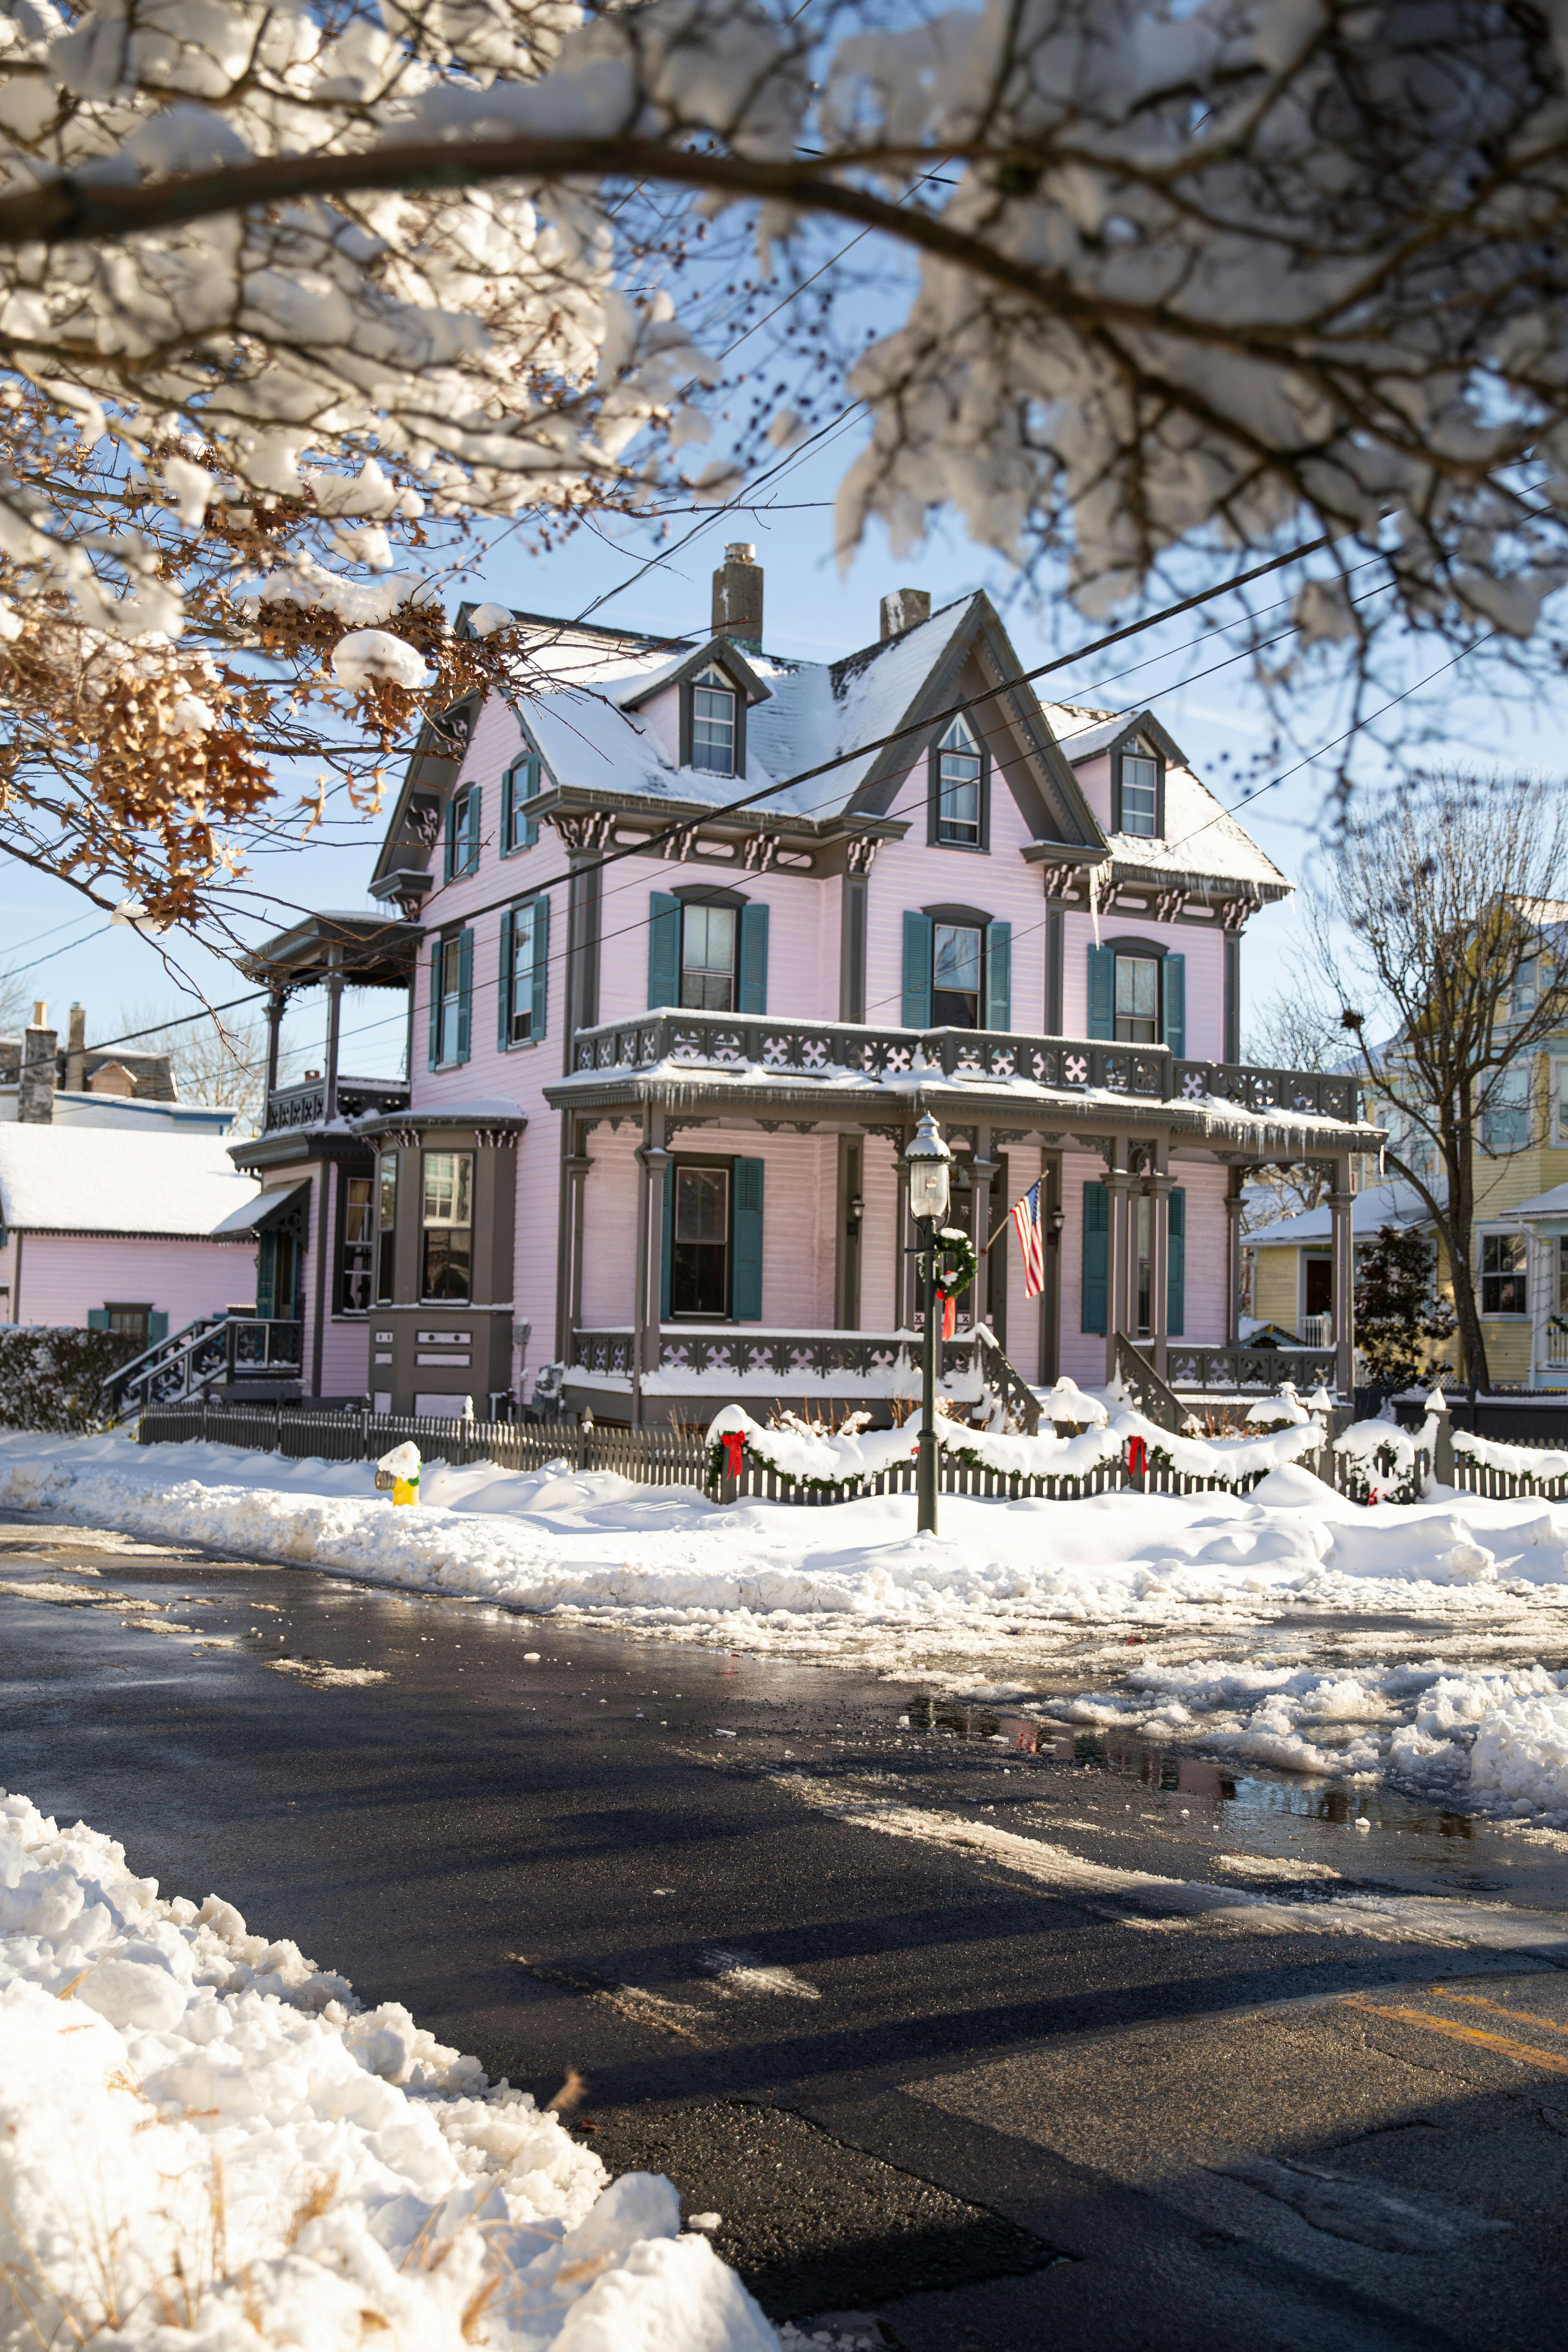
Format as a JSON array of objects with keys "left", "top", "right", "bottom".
[{"left": 5, "top": 421, "right": 1564, "bottom": 1075}]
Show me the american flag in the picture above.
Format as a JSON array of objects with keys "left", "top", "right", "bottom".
[{"left": 1010, "top": 1179, "right": 1046, "bottom": 1299}]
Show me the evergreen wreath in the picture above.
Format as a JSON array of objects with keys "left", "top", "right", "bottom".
[{"left": 932, "top": 1226, "right": 979, "bottom": 1299}]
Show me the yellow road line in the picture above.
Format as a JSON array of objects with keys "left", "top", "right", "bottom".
[
  {"left": 1429, "top": 1986, "right": 1568, "bottom": 2039},
  {"left": 1347, "top": 1999, "right": 1568, "bottom": 2076}
]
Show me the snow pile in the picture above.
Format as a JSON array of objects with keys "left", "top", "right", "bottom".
[
  {"left": 6, "top": 1432, "right": 1568, "bottom": 1667},
  {"left": 1452, "top": 1428, "right": 1568, "bottom": 1482},
  {"left": 0, "top": 1790, "right": 775, "bottom": 2352},
  {"left": 1063, "top": 1656, "right": 1568, "bottom": 1818},
  {"left": 707, "top": 1403, "right": 1323, "bottom": 1491}
]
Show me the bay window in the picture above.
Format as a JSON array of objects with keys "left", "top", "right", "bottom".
[
  {"left": 422, "top": 1151, "right": 473, "bottom": 1302},
  {"left": 339, "top": 1175, "right": 373, "bottom": 1312},
  {"left": 375, "top": 1152, "right": 398, "bottom": 1304}
]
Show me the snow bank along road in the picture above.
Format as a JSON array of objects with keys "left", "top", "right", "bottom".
[
  {"left": 8, "top": 1430, "right": 1568, "bottom": 1831},
  {"left": 6, "top": 1511, "right": 1568, "bottom": 2349}
]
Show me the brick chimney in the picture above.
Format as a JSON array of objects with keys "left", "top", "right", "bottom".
[
  {"left": 880, "top": 588, "right": 931, "bottom": 641},
  {"left": 18, "top": 1001, "right": 56, "bottom": 1124},
  {"left": 65, "top": 1003, "right": 85, "bottom": 1094},
  {"left": 712, "top": 542, "right": 763, "bottom": 651}
]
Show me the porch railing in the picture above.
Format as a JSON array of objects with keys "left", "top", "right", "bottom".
[
  {"left": 568, "top": 1324, "right": 1021, "bottom": 1406},
  {"left": 564, "top": 1011, "right": 1362, "bottom": 1124},
  {"left": 1544, "top": 1321, "right": 1568, "bottom": 1368},
  {"left": 264, "top": 1074, "right": 410, "bottom": 1132},
  {"left": 1166, "top": 1342, "right": 1338, "bottom": 1392},
  {"left": 109, "top": 1312, "right": 304, "bottom": 1417}
]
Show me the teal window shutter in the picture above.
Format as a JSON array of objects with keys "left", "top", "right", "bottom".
[
  {"left": 902, "top": 911, "right": 934, "bottom": 1027},
  {"left": 443, "top": 796, "right": 456, "bottom": 881},
  {"left": 1088, "top": 944, "right": 1114, "bottom": 1038},
  {"left": 738, "top": 901, "right": 769, "bottom": 1015},
  {"left": 985, "top": 920, "right": 1011, "bottom": 1031},
  {"left": 455, "top": 929, "right": 473, "bottom": 1063},
  {"left": 148, "top": 1311, "right": 168, "bottom": 1344},
  {"left": 1163, "top": 952, "right": 1185, "bottom": 1058},
  {"left": 732, "top": 1157, "right": 765, "bottom": 1319},
  {"left": 87, "top": 1307, "right": 109, "bottom": 1330},
  {"left": 463, "top": 786, "right": 481, "bottom": 873},
  {"left": 1167, "top": 1187, "right": 1185, "bottom": 1337},
  {"left": 497, "top": 910, "right": 514, "bottom": 1050},
  {"left": 530, "top": 892, "right": 550, "bottom": 1041},
  {"left": 649, "top": 892, "right": 680, "bottom": 1008},
  {"left": 427, "top": 941, "right": 441, "bottom": 1069},
  {"left": 503, "top": 756, "right": 540, "bottom": 852},
  {"left": 1081, "top": 1180, "right": 1109, "bottom": 1333},
  {"left": 660, "top": 1166, "right": 674, "bottom": 1319}
]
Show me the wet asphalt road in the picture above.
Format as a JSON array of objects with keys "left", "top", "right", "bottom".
[{"left": 5, "top": 1510, "right": 1568, "bottom": 2351}]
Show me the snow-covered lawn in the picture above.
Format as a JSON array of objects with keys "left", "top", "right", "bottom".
[
  {"left": 7, "top": 1430, "right": 1568, "bottom": 1823},
  {"left": 0, "top": 1789, "right": 775, "bottom": 2351}
]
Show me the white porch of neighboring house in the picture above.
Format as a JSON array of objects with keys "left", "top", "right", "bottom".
[
  {"left": 1243, "top": 1179, "right": 1436, "bottom": 1363},
  {"left": 1513, "top": 1183, "right": 1568, "bottom": 1387},
  {"left": 545, "top": 1011, "right": 1378, "bottom": 1426}
]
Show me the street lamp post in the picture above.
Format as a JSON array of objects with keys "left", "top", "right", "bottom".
[{"left": 904, "top": 1112, "right": 952, "bottom": 1535}]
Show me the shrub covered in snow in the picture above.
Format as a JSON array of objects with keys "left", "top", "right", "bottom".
[
  {"left": 0, "top": 1790, "right": 776, "bottom": 2352},
  {"left": 0, "top": 1326, "right": 139, "bottom": 1433}
]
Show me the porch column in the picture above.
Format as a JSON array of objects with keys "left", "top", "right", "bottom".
[
  {"left": 564, "top": 1141, "right": 593, "bottom": 1348},
  {"left": 1331, "top": 1152, "right": 1355, "bottom": 1397},
  {"left": 264, "top": 987, "right": 285, "bottom": 1113},
  {"left": 1149, "top": 1149, "right": 1173, "bottom": 1379},
  {"left": 969, "top": 1125, "right": 997, "bottom": 1334},
  {"left": 631, "top": 1120, "right": 668, "bottom": 1428},
  {"left": 323, "top": 946, "right": 344, "bottom": 1124},
  {"left": 1225, "top": 1167, "right": 1245, "bottom": 1344},
  {"left": 1040, "top": 1152, "right": 1062, "bottom": 1386},
  {"left": 1105, "top": 1146, "right": 1133, "bottom": 1387},
  {"left": 895, "top": 1132, "right": 913, "bottom": 1329}
]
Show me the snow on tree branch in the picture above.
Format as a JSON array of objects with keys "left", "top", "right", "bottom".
[{"left": 0, "top": 0, "right": 1567, "bottom": 923}]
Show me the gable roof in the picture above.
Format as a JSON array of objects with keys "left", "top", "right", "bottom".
[
  {"left": 0, "top": 1127, "right": 260, "bottom": 1238},
  {"left": 617, "top": 636, "right": 772, "bottom": 711},
  {"left": 1046, "top": 701, "right": 1290, "bottom": 894}
]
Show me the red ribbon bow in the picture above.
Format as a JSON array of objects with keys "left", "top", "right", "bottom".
[
  {"left": 937, "top": 1288, "right": 958, "bottom": 1340},
  {"left": 1128, "top": 1435, "right": 1148, "bottom": 1479},
  {"left": 720, "top": 1430, "right": 746, "bottom": 1477}
]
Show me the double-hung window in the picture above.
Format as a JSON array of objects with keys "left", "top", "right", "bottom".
[
  {"left": 502, "top": 755, "right": 541, "bottom": 853},
  {"left": 339, "top": 1176, "right": 373, "bottom": 1313},
  {"left": 375, "top": 1152, "right": 398, "bottom": 1304},
  {"left": 1117, "top": 743, "right": 1161, "bottom": 836},
  {"left": 691, "top": 666, "right": 737, "bottom": 775},
  {"left": 680, "top": 902, "right": 736, "bottom": 1010},
  {"left": 1482, "top": 1231, "right": 1528, "bottom": 1316},
  {"left": 1114, "top": 954, "right": 1160, "bottom": 1043},
  {"left": 1482, "top": 1063, "right": 1531, "bottom": 1153},
  {"left": 502, "top": 898, "right": 548, "bottom": 1045},
  {"left": 445, "top": 784, "right": 480, "bottom": 879},
  {"left": 422, "top": 1152, "right": 473, "bottom": 1302},
  {"left": 1512, "top": 957, "right": 1539, "bottom": 1018},
  {"left": 932, "top": 922, "right": 982, "bottom": 1027},
  {"left": 431, "top": 931, "right": 471, "bottom": 1066},
  {"left": 933, "top": 716, "right": 983, "bottom": 846},
  {"left": 671, "top": 1165, "right": 730, "bottom": 1314}
]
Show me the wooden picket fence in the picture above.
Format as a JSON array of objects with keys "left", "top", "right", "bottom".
[
  {"left": 139, "top": 1399, "right": 1424, "bottom": 1507},
  {"left": 1450, "top": 1442, "right": 1568, "bottom": 1502}
]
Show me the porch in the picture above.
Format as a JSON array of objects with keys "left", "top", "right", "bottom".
[{"left": 545, "top": 1010, "right": 1377, "bottom": 1425}]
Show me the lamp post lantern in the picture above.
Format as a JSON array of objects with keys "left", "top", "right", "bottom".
[{"left": 904, "top": 1112, "right": 952, "bottom": 1534}]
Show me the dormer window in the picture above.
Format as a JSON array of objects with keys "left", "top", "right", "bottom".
[
  {"left": 691, "top": 665, "right": 737, "bottom": 775},
  {"left": 1115, "top": 738, "right": 1162, "bottom": 837},
  {"left": 930, "top": 715, "right": 987, "bottom": 848}
]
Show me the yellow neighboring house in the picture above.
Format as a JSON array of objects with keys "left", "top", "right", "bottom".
[{"left": 1248, "top": 1018, "right": 1568, "bottom": 1390}]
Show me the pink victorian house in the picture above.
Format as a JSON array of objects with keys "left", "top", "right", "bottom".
[{"left": 242, "top": 549, "right": 1375, "bottom": 1423}]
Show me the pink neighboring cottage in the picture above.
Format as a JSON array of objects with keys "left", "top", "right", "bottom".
[{"left": 241, "top": 550, "right": 1378, "bottom": 1421}]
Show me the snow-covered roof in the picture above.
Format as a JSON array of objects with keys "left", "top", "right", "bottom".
[
  {"left": 1510, "top": 1182, "right": 1568, "bottom": 1220},
  {"left": 1245, "top": 1179, "right": 1435, "bottom": 1248},
  {"left": 0, "top": 1127, "right": 259, "bottom": 1237},
  {"left": 1044, "top": 701, "right": 1289, "bottom": 893}
]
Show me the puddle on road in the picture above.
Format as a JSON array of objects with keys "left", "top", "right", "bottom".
[{"left": 902, "top": 1696, "right": 1483, "bottom": 1843}]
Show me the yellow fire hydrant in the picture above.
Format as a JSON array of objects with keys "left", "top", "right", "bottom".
[{"left": 376, "top": 1440, "right": 422, "bottom": 1506}]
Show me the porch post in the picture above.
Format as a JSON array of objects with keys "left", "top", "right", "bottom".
[
  {"left": 632, "top": 1113, "right": 668, "bottom": 1428},
  {"left": 969, "top": 1125, "right": 997, "bottom": 1333},
  {"left": 895, "top": 1131, "right": 913, "bottom": 1329},
  {"left": 564, "top": 1134, "right": 592, "bottom": 1356},
  {"left": 323, "top": 946, "right": 344, "bottom": 1124},
  {"left": 1149, "top": 1144, "right": 1173, "bottom": 1379},
  {"left": 1040, "top": 1151, "right": 1062, "bottom": 1386},
  {"left": 1105, "top": 1145, "right": 1132, "bottom": 1387},
  {"left": 1225, "top": 1167, "right": 1245, "bottom": 1344},
  {"left": 1331, "top": 1152, "right": 1355, "bottom": 1398},
  {"left": 264, "top": 987, "right": 285, "bottom": 1113}
]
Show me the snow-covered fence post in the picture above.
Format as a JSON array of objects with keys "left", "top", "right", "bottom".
[{"left": 1424, "top": 1386, "right": 1454, "bottom": 1487}]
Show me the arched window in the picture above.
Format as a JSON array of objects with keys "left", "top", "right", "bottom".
[{"left": 931, "top": 714, "right": 986, "bottom": 847}]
